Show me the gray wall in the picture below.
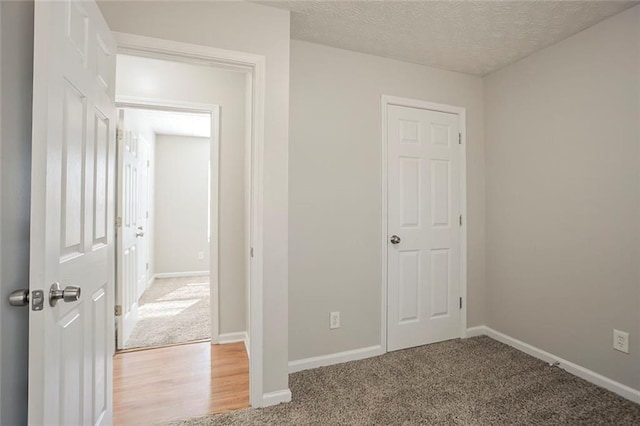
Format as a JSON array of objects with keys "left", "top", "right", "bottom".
[
  {"left": 484, "top": 5, "right": 640, "bottom": 390},
  {"left": 289, "top": 40, "right": 485, "bottom": 361},
  {"left": 154, "top": 135, "right": 211, "bottom": 274},
  {"left": 0, "top": 1, "right": 33, "bottom": 424}
]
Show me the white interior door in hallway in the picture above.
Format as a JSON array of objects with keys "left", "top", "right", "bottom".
[
  {"left": 116, "top": 109, "right": 150, "bottom": 349},
  {"left": 28, "top": 0, "right": 116, "bottom": 424},
  {"left": 386, "top": 104, "right": 462, "bottom": 352}
]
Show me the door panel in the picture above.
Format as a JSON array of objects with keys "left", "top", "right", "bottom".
[
  {"left": 387, "top": 104, "right": 461, "bottom": 352},
  {"left": 29, "top": 1, "right": 116, "bottom": 424},
  {"left": 137, "top": 136, "right": 150, "bottom": 298},
  {"left": 116, "top": 111, "right": 147, "bottom": 348}
]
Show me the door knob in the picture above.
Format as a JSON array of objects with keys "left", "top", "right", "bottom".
[
  {"left": 8, "top": 289, "right": 29, "bottom": 306},
  {"left": 390, "top": 235, "right": 401, "bottom": 244},
  {"left": 136, "top": 226, "right": 144, "bottom": 238},
  {"left": 49, "top": 283, "right": 81, "bottom": 307}
]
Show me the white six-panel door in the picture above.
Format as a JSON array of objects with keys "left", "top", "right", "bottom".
[
  {"left": 387, "top": 104, "right": 462, "bottom": 352},
  {"left": 29, "top": 0, "right": 116, "bottom": 424},
  {"left": 116, "top": 110, "right": 143, "bottom": 349}
]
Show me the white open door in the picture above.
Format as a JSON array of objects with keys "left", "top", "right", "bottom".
[
  {"left": 29, "top": 0, "right": 116, "bottom": 424},
  {"left": 136, "top": 135, "right": 150, "bottom": 299},
  {"left": 387, "top": 104, "right": 462, "bottom": 352},
  {"left": 115, "top": 110, "right": 145, "bottom": 348}
]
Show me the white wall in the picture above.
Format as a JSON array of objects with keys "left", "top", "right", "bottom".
[
  {"left": 116, "top": 56, "right": 249, "bottom": 334},
  {"left": 102, "top": 1, "right": 291, "bottom": 386},
  {"left": 289, "top": 40, "right": 485, "bottom": 362},
  {"left": 0, "top": 2, "right": 32, "bottom": 424},
  {"left": 484, "top": 5, "right": 640, "bottom": 391},
  {"left": 154, "top": 135, "right": 210, "bottom": 274}
]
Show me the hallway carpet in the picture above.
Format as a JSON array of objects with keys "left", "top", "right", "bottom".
[
  {"left": 172, "top": 336, "right": 640, "bottom": 425},
  {"left": 124, "top": 276, "right": 210, "bottom": 349}
]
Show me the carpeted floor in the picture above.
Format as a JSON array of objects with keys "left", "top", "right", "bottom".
[
  {"left": 171, "top": 336, "right": 640, "bottom": 425},
  {"left": 124, "top": 276, "right": 210, "bottom": 349}
]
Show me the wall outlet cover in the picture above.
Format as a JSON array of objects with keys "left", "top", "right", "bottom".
[
  {"left": 330, "top": 311, "right": 340, "bottom": 329},
  {"left": 613, "top": 329, "right": 629, "bottom": 354}
]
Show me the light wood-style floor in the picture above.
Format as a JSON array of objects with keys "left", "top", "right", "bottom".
[{"left": 114, "top": 341, "right": 249, "bottom": 425}]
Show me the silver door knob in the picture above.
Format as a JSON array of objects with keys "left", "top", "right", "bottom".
[
  {"left": 49, "top": 283, "right": 81, "bottom": 307},
  {"left": 8, "top": 289, "right": 29, "bottom": 306},
  {"left": 390, "top": 235, "right": 401, "bottom": 244},
  {"left": 136, "top": 226, "right": 145, "bottom": 238}
]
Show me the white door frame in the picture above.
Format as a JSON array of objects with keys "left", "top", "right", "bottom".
[
  {"left": 114, "top": 98, "right": 222, "bottom": 347},
  {"left": 114, "top": 32, "right": 266, "bottom": 407},
  {"left": 380, "top": 95, "right": 468, "bottom": 352}
]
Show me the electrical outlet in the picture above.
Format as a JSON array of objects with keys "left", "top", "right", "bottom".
[
  {"left": 613, "top": 329, "right": 629, "bottom": 354},
  {"left": 198, "top": 251, "right": 204, "bottom": 260},
  {"left": 330, "top": 312, "right": 340, "bottom": 329}
]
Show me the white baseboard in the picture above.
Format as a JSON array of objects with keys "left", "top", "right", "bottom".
[
  {"left": 154, "top": 271, "right": 210, "bottom": 279},
  {"left": 244, "top": 334, "right": 251, "bottom": 360},
  {"left": 466, "top": 326, "right": 640, "bottom": 404},
  {"left": 262, "top": 389, "right": 292, "bottom": 407},
  {"left": 289, "top": 345, "right": 384, "bottom": 373},
  {"left": 217, "top": 331, "right": 247, "bottom": 344},
  {"left": 146, "top": 275, "right": 155, "bottom": 289},
  {"left": 465, "top": 325, "right": 487, "bottom": 338}
]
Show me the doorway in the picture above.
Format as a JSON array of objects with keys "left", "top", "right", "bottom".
[
  {"left": 115, "top": 106, "right": 216, "bottom": 350},
  {"left": 381, "top": 95, "right": 468, "bottom": 353},
  {"left": 111, "top": 47, "right": 254, "bottom": 423}
]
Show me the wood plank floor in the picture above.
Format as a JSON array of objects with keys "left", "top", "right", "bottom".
[{"left": 114, "top": 341, "right": 249, "bottom": 425}]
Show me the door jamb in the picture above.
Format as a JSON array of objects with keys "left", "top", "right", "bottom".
[
  {"left": 113, "top": 32, "right": 266, "bottom": 407},
  {"left": 114, "top": 98, "right": 221, "bottom": 347},
  {"left": 380, "top": 95, "right": 468, "bottom": 354}
]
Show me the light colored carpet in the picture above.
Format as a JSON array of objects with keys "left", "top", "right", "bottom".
[
  {"left": 124, "top": 276, "right": 210, "bottom": 349},
  {"left": 171, "top": 336, "right": 640, "bottom": 425}
]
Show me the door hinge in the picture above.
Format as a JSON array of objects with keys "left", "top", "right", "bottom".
[
  {"left": 458, "top": 133, "right": 462, "bottom": 144},
  {"left": 459, "top": 214, "right": 463, "bottom": 226},
  {"left": 146, "top": 262, "right": 149, "bottom": 271},
  {"left": 147, "top": 160, "right": 150, "bottom": 167},
  {"left": 250, "top": 247, "right": 254, "bottom": 258},
  {"left": 115, "top": 305, "right": 122, "bottom": 316},
  {"left": 116, "top": 128, "right": 124, "bottom": 144},
  {"left": 459, "top": 297, "right": 463, "bottom": 309},
  {"left": 115, "top": 217, "right": 122, "bottom": 228}
]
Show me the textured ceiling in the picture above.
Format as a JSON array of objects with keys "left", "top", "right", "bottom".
[{"left": 260, "top": 0, "right": 639, "bottom": 76}]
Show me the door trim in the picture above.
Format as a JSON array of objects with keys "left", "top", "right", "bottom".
[
  {"left": 380, "top": 95, "right": 468, "bottom": 353},
  {"left": 114, "top": 98, "right": 222, "bottom": 348},
  {"left": 113, "top": 32, "right": 266, "bottom": 407}
]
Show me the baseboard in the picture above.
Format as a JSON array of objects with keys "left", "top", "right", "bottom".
[
  {"left": 466, "top": 325, "right": 640, "bottom": 404},
  {"left": 262, "top": 389, "right": 292, "bottom": 407},
  {"left": 154, "top": 271, "right": 210, "bottom": 279},
  {"left": 217, "top": 331, "right": 247, "bottom": 345},
  {"left": 465, "top": 325, "right": 487, "bottom": 338},
  {"left": 289, "top": 345, "right": 384, "bottom": 373},
  {"left": 146, "top": 274, "right": 155, "bottom": 289},
  {"left": 244, "top": 334, "right": 251, "bottom": 360}
]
